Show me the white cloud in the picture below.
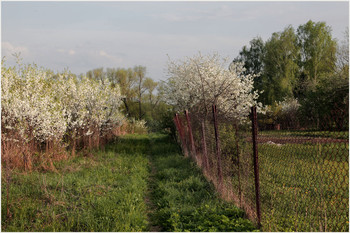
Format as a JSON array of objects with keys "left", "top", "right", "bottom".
[
  {"left": 151, "top": 5, "right": 252, "bottom": 23},
  {"left": 153, "top": 13, "right": 201, "bottom": 22},
  {"left": 99, "top": 50, "right": 108, "bottom": 57},
  {"left": 2, "top": 41, "right": 29, "bottom": 57},
  {"left": 68, "top": 49, "right": 76, "bottom": 55},
  {"left": 56, "top": 48, "right": 76, "bottom": 55},
  {"left": 99, "top": 50, "right": 123, "bottom": 63}
]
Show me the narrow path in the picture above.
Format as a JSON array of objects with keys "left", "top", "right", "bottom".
[
  {"left": 145, "top": 133, "right": 257, "bottom": 232},
  {"left": 144, "top": 135, "right": 163, "bottom": 232},
  {"left": 145, "top": 159, "right": 162, "bottom": 232},
  {"left": 2, "top": 133, "right": 256, "bottom": 231}
]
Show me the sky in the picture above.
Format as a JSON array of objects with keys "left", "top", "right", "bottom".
[{"left": 1, "top": 1, "right": 349, "bottom": 81}]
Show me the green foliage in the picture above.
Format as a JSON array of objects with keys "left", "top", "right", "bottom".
[
  {"left": 262, "top": 26, "right": 299, "bottom": 104},
  {"left": 299, "top": 74, "right": 349, "bottom": 130},
  {"left": 143, "top": 78, "right": 158, "bottom": 104},
  {"left": 85, "top": 66, "right": 173, "bottom": 133},
  {"left": 167, "top": 204, "right": 257, "bottom": 232},
  {"left": 233, "top": 37, "right": 265, "bottom": 92},
  {"left": 258, "top": 97, "right": 301, "bottom": 129},
  {"left": 236, "top": 20, "right": 347, "bottom": 131},
  {"left": 125, "top": 118, "right": 148, "bottom": 134},
  {"left": 86, "top": 67, "right": 104, "bottom": 82},
  {"left": 142, "top": 102, "right": 175, "bottom": 133},
  {"left": 297, "top": 20, "right": 337, "bottom": 87},
  {"left": 335, "top": 28, "right": 349, "bottom": 80},
  {"left": 110, "top": 68, "right": 137, "bottom": 97}
]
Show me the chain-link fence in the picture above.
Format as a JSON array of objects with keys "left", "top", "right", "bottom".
[{"left": 173, "top": 106, "right": 349, "bottom": 232}]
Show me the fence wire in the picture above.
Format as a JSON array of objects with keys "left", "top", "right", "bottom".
[{"left": 174, "top": 106, "right": 349, "bottom": 232}]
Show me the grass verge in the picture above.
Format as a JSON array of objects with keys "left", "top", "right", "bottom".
[
  {"left": 148, "top": 133, "right": 257, "bottom": 232},
  {"left": 2, "top": 134, "right": 150, "bottom": 232}
]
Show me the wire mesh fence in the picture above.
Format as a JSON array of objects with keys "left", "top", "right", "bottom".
[{"left": 173, "top": 105, "right": 349, "bottom": 232}]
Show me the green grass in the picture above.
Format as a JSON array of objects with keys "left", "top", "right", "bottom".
[
  {"left": 259, "top": 130, "right": 349, "bottom": 139},
  {"left": 148, "top": 134, "right": 257, "bottom": 232},
  {"left": 258, "top": 142, "right": 349, "bottom": 231},
  {"left": 216, "top": 127, "right": 349, "bottom": 231},
  {"left": 2, "top": 134, "right": 150, "bottom": 232},
  {"left": 2, "top": 133, "right": 256, "bottom": 232}
]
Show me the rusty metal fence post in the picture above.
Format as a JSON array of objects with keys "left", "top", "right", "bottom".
[
  {"left": 185, "top": 110, "right": 196, "bottom": 159},
  {"left": 173, "top": 114, "right": 181, "bottom": 142},
  {"left": 234, "top": 123, "right": 242, "bottom": 208},
  {"left": 251, "top": 106, "right": 261, "bottom": 228},
  {"left": 212, "top": 104, "right": 223, "bottom": 191},
  {"left": 174, "top": 113, "right": 189, "bottom": 157},
  {"left": 201, "top": 120, "right": 209, "bottom": 170}
]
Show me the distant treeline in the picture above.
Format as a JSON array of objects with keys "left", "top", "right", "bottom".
[
  {"left": 83, "top": 20, "right": 348, "bottom": 131},
  {"left": 82, "top": 66, "right": 173, "bottom": 132}
]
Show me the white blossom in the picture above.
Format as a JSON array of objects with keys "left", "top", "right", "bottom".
[
  {"left": 1, "top": 60, "right": 124, "bottom": 145},
  {"left": 164, "top": 52, "right": 265, "bottom": 123}
]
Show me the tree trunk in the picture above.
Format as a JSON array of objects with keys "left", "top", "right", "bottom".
[
  {"left": 122, "top": 98, "right": 130, "bottom": 117},
  {"left": 46, "top": 140, "right": 49, "bottom": 154},
  {"left": 139, "top": 98, "right": 142, "bottom": 120},
  {"left": 96, "top": 127, "right": 100, "bottom": 149},
  {"left": 72, "top": 134, "right": 76, "bottom": 157}
]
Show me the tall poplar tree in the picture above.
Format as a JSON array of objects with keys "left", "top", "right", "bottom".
[
  {"left": 297, "top": 20, "right": 337, "bottom": 90},
  {"left": 262, "top": 25, "right": 299, "bottom": 104}
]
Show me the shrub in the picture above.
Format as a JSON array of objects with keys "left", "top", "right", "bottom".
[{"left": 1, "top": 60, "right": 124, "bottom": 170}]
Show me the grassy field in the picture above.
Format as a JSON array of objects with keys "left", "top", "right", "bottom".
[
  {"left": 2, "top": 134, "right": 256, "bottom": 232},
  {"left": 2, "top": 135, "right": 150, "bottom": 231},
  {"left": 259, "top": 130, "right": 349, "bottom": 140},
  {"left": 258, "top": 142, "right": 349, "bottom": 232},
  {"left": 214, "top": 127, "right": 349, "bottom": 231}
]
